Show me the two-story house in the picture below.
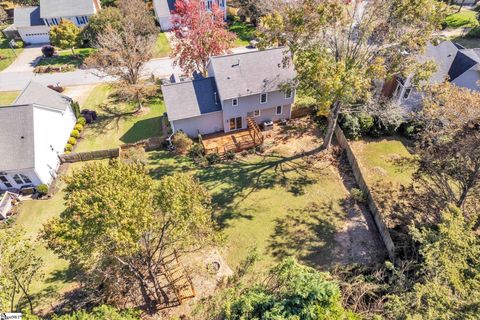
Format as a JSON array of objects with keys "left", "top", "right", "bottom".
[
  {"left": 153, "top": 0, "right": 227, "bottom": 31},
  {"left": 384, "top": 40, "right": 480, "bottom": 110},
  {"left": 162, "top": 48, "right": 296, "bottom": 137},
  {"left": 13, "top": 0, "right": 101, "bottom": 44}
]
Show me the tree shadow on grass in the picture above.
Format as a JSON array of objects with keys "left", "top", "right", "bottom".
[
  {"left": 120, "top": 116, "right": 163, "bottom": 144},
  {"left": 267, "top": 201, "right": 347, "bottom": 270}
]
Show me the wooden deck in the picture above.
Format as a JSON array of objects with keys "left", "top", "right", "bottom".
[{"left": 202, "top": 129, "right": 260, "bottom": 155}]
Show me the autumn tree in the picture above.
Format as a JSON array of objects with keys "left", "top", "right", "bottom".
[
  {"left": 259, "top": 0, "right": 446, "bottom": 149},
  {"left": 82, "top": 7, "right": 122, "bottom": 45},
  {"left": 42, "top": 161, "right": 218, "bottom": 312},
  {"left": 85, "top": 0, "right": 157, "bottom": 112},
  {"left": 234, "top": 0, "right": 271, "bottom": 25},
  {"left": 0, "top": 228, "right": 44, "bottom": 314},
  {"left": 412, "top": 83, "right": 480, "bottom": 217},
  {"left": 49, "top": 19, "right": 81, "bottom": 55},
  {"left": 171, "top": 0, "right": 236, "bottom": 76},
  {"left": 386, "top": 206, "right": 480, "bottom": 319}
]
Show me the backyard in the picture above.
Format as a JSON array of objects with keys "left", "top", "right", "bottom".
[
  {"left": 229, "top": 20, "right": 256, "bottom": 47},
  {"left": 154, "top": 32, "right": 171, "bottom": 58},
  {"left": 445, "top": 8, "right": 479, "bottom": 29},
  {"left": 0, "top": 34, "right": 23, "bottom": 72}
]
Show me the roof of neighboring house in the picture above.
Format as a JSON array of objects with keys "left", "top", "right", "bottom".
[
  {"left": 421, "top": 41, "right": 480, "bottom": 86},
  {"left": 0, "top": 82, "right": 72, "bottom": 172},
  {"left": 0, "top": 104, "right": 36, "bottom": 171},
  {"left": 208, "top": 48, "right": 296, "bottom": 100},
  {"left": 162, "top": 77, "right": 222, "bottom": 121},
  {"left": 39, "top": 0, "right": 95, "bottom": 19},
  {"left": 14, "top": 6, "right": 45, "bottom": 27},
  {"left": 153, "top": 0, "right": 176, "bottom": 18},
  {"left": 13, "top": 81, "right": 72, "bottom": 111}
]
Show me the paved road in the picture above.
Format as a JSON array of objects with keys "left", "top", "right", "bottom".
[{"left": 0, "top": 46, "right": 255, "bottom": 91}]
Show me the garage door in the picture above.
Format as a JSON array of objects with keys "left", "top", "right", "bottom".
[{"left": 23, "top": 32, "right": 50, "bottom": 44}]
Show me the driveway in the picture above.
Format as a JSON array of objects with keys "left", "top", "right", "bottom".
[{"left": 2, "top": 45, "right": 43, "bottom": 73}]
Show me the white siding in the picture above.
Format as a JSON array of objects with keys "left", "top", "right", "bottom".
[
  {"left": 172, "top": 111, "right": 224, "bottom": 137},
  {"left": 0, "top": 169, "right": 42, "bottom": 190},
  {"left": 33, "top": 105, "right": 76, "bottom": 185},
  {"left": 17, "top": 25, "right": 50, "bottom": 44}
]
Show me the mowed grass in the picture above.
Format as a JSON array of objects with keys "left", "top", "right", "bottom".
[
  {"left": 153, "top": 32, "right": 171, "bottom": 58},
  {"left": 37, "top": 48, "right": 95, "bottom": 68},
  {"left": 75, "top": 84, "right": 166, "bottom": 152},
  {"left": 349, "top": 137, "right": 416, "bottom": 188},
  {"left": 229, "top": 20, "right": 256, "bottom": 47},
  {"left": 148, "top": 151, "right": 350, "bottom": 270},
  {"left": 445, "top": 9, "right": 479, "bottom": 28},
  {"left": 0, "top": 35, "right": 24, "bottom": 72},
  {"left": 0, "top": 91, "right": 19, "bottom": 105}
]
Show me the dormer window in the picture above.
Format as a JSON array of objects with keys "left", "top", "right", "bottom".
[
  {"left": 285, "top": 88, "right": 293, "bottom": 99},
  {"left": 260, "top": 93, "right": 268, "bottom": 104},
  {"left": 232, "top": 98, "right": 238, "bottom": 106}
]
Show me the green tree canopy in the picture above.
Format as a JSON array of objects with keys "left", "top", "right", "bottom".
[
  {"left": 386, "top": 206, "right": 480, "bottom": 319},
  {"left": 24, "top": 305, "right": 140, "bottom": 320},
  {"left": 82, "top": 7, "right": 123, "bottom": 45},
  {"left": 42, "top": 160, "right": 218, "bottom": 311},
  {"left": 49, "top": 19, "right": 81, "bottom": 54}
]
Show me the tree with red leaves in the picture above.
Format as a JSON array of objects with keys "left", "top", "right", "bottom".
[{"left": 171, "top": 0, "right": 236, "bottom": 76}]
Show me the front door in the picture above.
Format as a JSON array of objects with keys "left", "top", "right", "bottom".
[{"left": 229, "top": 117, "right": 243, "bottom": 131}]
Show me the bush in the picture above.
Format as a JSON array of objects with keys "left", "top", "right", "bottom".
[
  {"left": 65, "top": 144, "right": 73, "bottom": 152},
  {"left": 71, "top": 101, "right": 81, "bottom": 118},
  {"left": 206, "top": 153, "right": 221, "bottom": 165},
  {"left": 340, "top": 113, "right": 361, "bottom": 139},
  {"left": 70, "top": 130, "right": 80, "bottom": 138},
  {"left": 74, "top": 123, "right": 84, "bottom": 132},
  {"left": 467, "top": 26, "right": 480, "bottom": 38},
  {"left": 350, "top": 188, "right": 366, "bottom": 203},
  {"left": 368, "top": 117, "right": 397, "bottom": 138},
  {"left": 77, "top": 117, "right": 87, "bottom": 126},
  {"left": 358, "top": 113, "right": 374, "bottom": 135},
  {"left": 68, "top": 137, "right": 77, "bottom": 145},
  {"left": 188, "top": 143, "right": 204, "bottom": 159},
  {"left": 172, "top": 131, "right": 193, "bottom": 155},
  {"left": 36, "top": 184, "right": 49, "bottom": 196},
  {"left": 226, "top": 150, "right": 236, "bottom": 160},
  {"left": 41, "top": 45, "right": 55, "bottom": 57}
]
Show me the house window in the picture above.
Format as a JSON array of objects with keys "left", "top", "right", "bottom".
[
  {"left": 0, "top": 174, "right": 12, "bottom": 188},
  {"left": 247, "top": 110, "right": 261, "bottom": 117},
  {"left": 260, "top": 93, "right": 268, "bottom": 104},
  {"left": 285, "top": 88, "right": 293, "bottom": 99},
  {"left": 276, "top": 106, "right": 283, "bottom": 115},
  {"left": 232, "top": 98, "right": 238, "bottom": 106},
  {"left": 403, "top": 87, "right": 412, "bottom": 99},
  {"left": 12, "top": 174, "right": 32, "bottom": 185},
  {"left": 214, "top": 92, "right": 218, "bottom": 104}
]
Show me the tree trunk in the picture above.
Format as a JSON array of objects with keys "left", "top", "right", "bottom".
[
  {"left": 138, "top": 278, "right": 155, "bottom": 313},
  {"left": 14, "top": 274, "right": 34, "bottom": 314},
  {"left": 322, "top": 101, "right": 341, "bottom": 150},
  {"left": 458, "top": 0, "right": 466, "bottom": 12}
]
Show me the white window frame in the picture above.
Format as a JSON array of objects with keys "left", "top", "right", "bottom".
[
  {"left": 285, "top": 88, "right": 293, "bottom": 99},
  {"left": 276, "top": 106, "right": 283, "bottom": 115},
  {"left": 254, "top": 110, "right": 261, "bottom": 117},
  {"left": 260, "top": 93, "right": 268, "bottom": 104},
  {"left": 232, "top": 98, "right": 238, "bottom": 106}
]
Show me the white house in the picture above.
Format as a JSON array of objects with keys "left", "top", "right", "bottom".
[
  {"left": 0, "top": 82, "right": 77, "bottom": 191},
  {"left": 13, "top": 0, "right": 101, "bottom": 44},
  {"left": 153, "top": 0, "right": 227, "bottom": 31}
]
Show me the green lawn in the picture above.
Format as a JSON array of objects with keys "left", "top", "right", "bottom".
[
  {"left": 75, "top": 84, "right": 165, "bottom": 152},
  {"left": 229, "top": 20, "right": 256, "bottom": 47},
  {"left": 450, "top": 36, "right": 480, "bottom": 48},
  {"left": 37, "top": 48, "right": 95, "bottom": 68},
  {"left": 445, "top": 9, "right": 479, "bottom": 28},
  {"left": 0, "top": 91, "right": 19, "bottom": 105},
  {"left": 349, "top": 137, "right": 416, "bottom": 188},
  {"left": 148, "top": 151, "right": 351, "bottom": 271},
  {"left": 0, "top": 35, "right": 24, "bottom": 72},
  {"left": 153, "top": 32, "right": 171, "bottom": 58}
]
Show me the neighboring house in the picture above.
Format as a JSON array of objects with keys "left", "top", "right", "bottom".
[
  {"left": 385, "top": 40, "right": 480, "bottom": 109},
  {"left": 162, "top": 48, "right": 296, "bottom": 137},
  {"left": 153, "top": 0, "right": 227, "bottom": 31},
  {"left": 13, "top": 0, "right": 101, "bottom": 44},
  {"left": 0, "top": 82, "right": 76, "bottom": 191}
]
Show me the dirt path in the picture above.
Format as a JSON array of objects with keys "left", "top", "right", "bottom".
[{"left": 63, "top": 84, "right": 97, "bottom": 105}]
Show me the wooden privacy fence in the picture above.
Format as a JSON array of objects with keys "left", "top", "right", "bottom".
[
  {"left": 291, "top": 106, "right": 313, "bottom": 119},
  {"left": 334, "top": 125, "right": 396, "bottom": 262},
  {"left": 59, "top": 137, "right": 165, "bottom": 164}
]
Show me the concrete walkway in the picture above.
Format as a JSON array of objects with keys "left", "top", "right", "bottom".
[{"left": 2, "top": 45, "right": 43, "bottom": 73}]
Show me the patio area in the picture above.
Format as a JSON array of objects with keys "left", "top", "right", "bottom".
[{"left": 201, "top": 129, "right": 259, "bottom": 155}]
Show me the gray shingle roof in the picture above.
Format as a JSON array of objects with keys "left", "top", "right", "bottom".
[
  {"left": 208, "top": 48, "right": 296, "bottom": 100},
  {"left": 153, "top": 0, "right": 176, "bottom": 18},
  {"left": 39, "top": 0, "right": 95, "bottom": 19},
  {"left": 0, "top": 105, "right": 35, "bottom": 171},
  {"left": 14, "top": 81, "right": 72, "bottom": 111},
  {"left": 14, "top": 6, "right": 45, "bottom": 27},
  {"left": 162, "top": 77, "right": 222, "bottom": 121}
]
